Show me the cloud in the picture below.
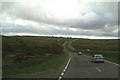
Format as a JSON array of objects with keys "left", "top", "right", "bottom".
[{"left": 1, "top": 0, "right": 119, "bottom": 38}]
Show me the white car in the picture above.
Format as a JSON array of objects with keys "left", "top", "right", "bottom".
[
  {"left": 78, "top": 52, "right": 82, "bottom": 55},
  {"left": 92, "top": 54, "right": 104, "bottom": 63}
]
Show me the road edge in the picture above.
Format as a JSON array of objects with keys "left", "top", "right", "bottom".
[
  {"left": 58, "top": 54, "right": 71, "bottom": 80},
  {"left": 68, "top": 39, "right": 120, "bottom": 66}
]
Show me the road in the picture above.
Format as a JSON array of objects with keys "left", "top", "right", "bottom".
[
  {"left": 60, "top": 39, "right": 119, "bottom": 79},
  {"left": 68, "top": 39, "right": 78, "bottom": 51},
  {"left": 2, "top": 39, "right": 119, "bottom": 79}
]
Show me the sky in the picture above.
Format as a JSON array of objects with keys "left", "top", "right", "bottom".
[{"left": 1, "top": 0, "right": 119, "bottom": 39}]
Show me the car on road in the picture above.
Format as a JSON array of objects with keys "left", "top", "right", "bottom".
[
  {"left": 92, "top": 54, "right": 104, "bottom": 63},
  {"left": 78, "top": 52, "right": 82, "bottom": 55}
]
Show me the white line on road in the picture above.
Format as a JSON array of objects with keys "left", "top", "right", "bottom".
[
  {"left": 64, "top": 66, "right": 67, "bottom": 70},
  {"left": 58, "top": 56, "right": 71, "bottom": 80},
  {"left": 61, "top": 73, "right": 64, "bottom": 76},
  {"left": 58, "top": 76, "right": 62, "bottom": 80},
  {"left": 105, "top": 60, "right": 119, "bottom": 66},
  {"left": 96, "top": 68, "right": 101, "bottom": 72},
  {"left": 63, "top": 70, "right": 66, "bottom": 72},
  {"left": 83, "top": 54, "right": 119, "bottom": 66}
]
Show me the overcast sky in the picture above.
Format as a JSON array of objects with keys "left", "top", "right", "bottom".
[{"left": 1, "top": 0, "right": 119, "bottom": 39}]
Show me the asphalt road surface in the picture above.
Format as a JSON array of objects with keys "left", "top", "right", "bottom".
[
  {"left": 3, "top": 39, "right": 119, "bottom": 79},
  {"left": 68, "top": 39, "right": 78, "bottom": 51},
  {"left": 61, "top": 40, "right": 119, "bottom": 79}
]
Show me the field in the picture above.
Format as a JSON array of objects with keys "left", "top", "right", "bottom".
[
  {"left": 72, "top": 39, "right": 118, "bottom": 51},
  {"left": 12, "top": 36, "right": 61, "bottom": 41},
  {"left": 3, "top": 36, "right": 119, "bottom": 76},
  {"left": 2, "top": 36, "right": 68, "bottom": 76},
  {"left": 3, "top": 53, "right": 68, "bottom": 76},
  {"left": 69, "top": 39, "right": 119, "bottom": 63}
]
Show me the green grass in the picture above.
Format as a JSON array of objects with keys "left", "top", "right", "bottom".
[
  {"left": 2, "top": 36, "right": 69, "bottom": 77},
  {"left": 66, "top": 39, "right": 119, "bottom": 64},
  {"left": 12, "top": 36, "right": 61, "bottom": 41},
  {"left": 72, "top": 39, "right": 118, "bottom": 51},
  {"left": 82, "top": 51, "right": 119, "bottom": 63},
  {"left": 2, "top": 36, "right": 64, "bottom": 57},
  {"left": 65, "top": 40, "right": 80, "bottom": 53},
  {"left": 3, "top": 53, "right": 68, "bottom": 77}
]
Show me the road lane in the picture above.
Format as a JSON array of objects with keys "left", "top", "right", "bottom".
[
  {"left": 62, "top": 40, "right": 119, "bottom": 78},
  {"left": 96, "top": 68, "right": 101, "bottom": 72},
  {"left": 62, "top": 51, "right": 118, "bottom": 78},
  {"left": 68, "top": 39, "right": 78, "bottom": 51}
]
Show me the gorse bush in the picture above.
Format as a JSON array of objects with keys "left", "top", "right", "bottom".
[
  {"left": 2, "top": 36, "right": 68, "bottom": 76},
  {"left": 2, "top": 36, "right": 63, "bottom": 58}
]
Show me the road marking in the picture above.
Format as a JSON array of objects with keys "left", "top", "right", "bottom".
[
  {"left": 63, "top": 70, "right": 66, "bottom": 72},
  {"left": 64, "top": 66, "right": 67, "bottom": 70},
  {"left": 105, "top": 60, "right": 119, "bottom": 66},
  {"left": 58, "top": 56, "right": 71, "bottom": 80},
  {"left": 58, "top": 76, "right": 62, "bottom": 80},
  {"left": 61, "top": 73, "right": 64, "bottom": 76},
  {"left": 96, "top": 68, "right": 101, "bottom": 72},
  {"left": 83, "top": 54, "right": 119, "bottom": 66}
]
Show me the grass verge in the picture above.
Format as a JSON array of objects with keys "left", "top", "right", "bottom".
[
  {"left": 82, "top": 51, "right": 119, "bottom": 64},
  {"left": 65, "top": 41, "right": 79, "bottom": 53},
  {"left": 66, "top": 40, "right": 119, "bottom": 64},
  {"left": 3, "top": 53, "right": 69, "bottom": 77}
]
